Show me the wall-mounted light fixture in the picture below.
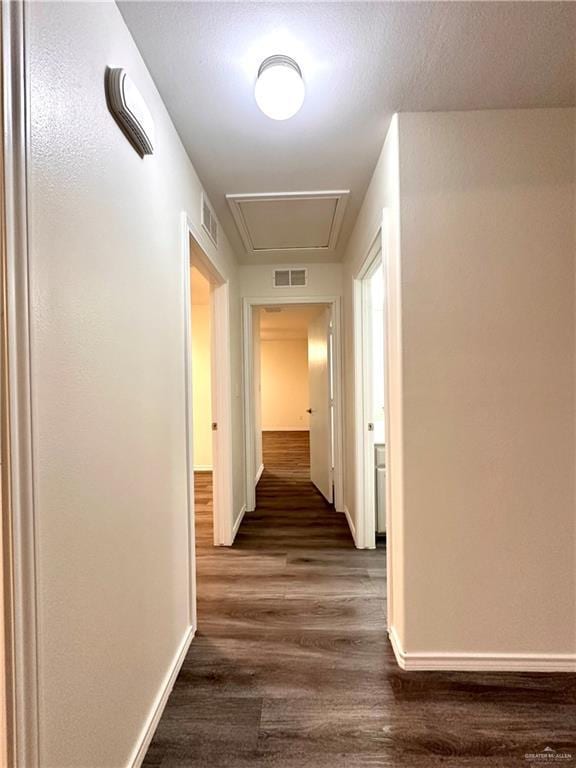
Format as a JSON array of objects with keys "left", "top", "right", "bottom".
[
  {"left": 254, "top": 55, "right": 305, "bottom": 121},
  {"left": 106, "top": 67, "right": 155, "bottom": 156}
]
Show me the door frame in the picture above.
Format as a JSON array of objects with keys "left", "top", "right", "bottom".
[
  {"left": 352, "top": 213, "right": 393, "bottom": 624},
  {"left": 353, "top": 232, "right": 382, "bottom": 550},
  {"left": 353, "top": 222, "right": 391, "bottom": 554},
  {"left": 308, "top": 306, "right": 334, "bottom": 504},
  {"left": 242, "top": 295, "right": 344, "bottom": 514},
  {"left": 2, "top": 2, "right": 39, "bottom": 765},
  {"left": 182, "top": 214, "right": 234, "bottom": 551}
]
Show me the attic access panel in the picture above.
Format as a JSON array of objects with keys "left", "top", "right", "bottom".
[{"left": 226, "top": 191, "right": 349, "bottom": 257}]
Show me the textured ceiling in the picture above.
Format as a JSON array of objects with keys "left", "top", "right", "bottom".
[{"left": 119, "top": 1, "right": 576, "bottom": 264}]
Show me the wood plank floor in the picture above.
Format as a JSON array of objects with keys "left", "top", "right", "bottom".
[{"left": 143, "top": 431, "right": 575, "bottom": 768}]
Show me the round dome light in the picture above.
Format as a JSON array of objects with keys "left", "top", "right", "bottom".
[{"left": 254, "top": 55, "right": 305, "bottom": 121}]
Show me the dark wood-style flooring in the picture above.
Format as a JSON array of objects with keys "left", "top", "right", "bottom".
[{"left": 143, "top": 431, "right": 575, "bottom": 768}]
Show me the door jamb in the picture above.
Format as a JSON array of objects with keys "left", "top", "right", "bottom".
[
  {"left": 242, "top": 296, "right": 344, "bottom": 514},
  {"left": 182, "top": 215, "right": 234, "bottom": 554},
  {"left": 2, "top": 2, "right": 40, "bottom": 765},
  {"left": 352, "top": 213, "right": 394, "bottom": 628},
  {"left": 353, "top": 227, "right": 384, "bottom": 551}
]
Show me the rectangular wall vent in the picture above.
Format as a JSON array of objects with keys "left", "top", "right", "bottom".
[
  {"left": 273, "top": 268, "right": 308, "bottom": 288},
  {"left": 290, "top": 268, "right": 307, "bottom": 287},
  {"left": 201, "top": 194, "right": 218, "bottom": 246}
]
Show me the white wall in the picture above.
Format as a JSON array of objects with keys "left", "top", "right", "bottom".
[
  {"left": 26, "top": 2, "right": 243, "bottom": 765},
  {"left": 260, "top": 339, "right": 310, "bottom": 430},
  {"left": 397, "top": 108, "right": 575, "bottom": 658},
  {"left": 343, "top": 108, "right": 576, "bottom": 665},
  {"left": 240, "top": 262, "right": 343, "bottom": 299},
  {"left": 341, "top": 116, "right": 401, "bottom": 585}
]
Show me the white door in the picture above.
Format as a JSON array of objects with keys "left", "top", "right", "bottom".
[{"left": 308, "top": 308, "right": 333, "bottom": 502}]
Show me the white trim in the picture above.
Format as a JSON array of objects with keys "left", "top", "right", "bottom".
[
  {"left": 352, "top": 227, "right": 383, "bottom": 551},
  {"left": 382, "top": 201, "right": 400, "bottom": 654},
  {"left": 183, "top": 215, "right": 234, "bottom": 547},
  {"left": 343, "top": 506, "right": 358, "bottom": 547},
  {"left": 231, "top": 505, "right": 246, "bottom": 543},
  {"left": 226, "top": 191, "right": 349, "bottom": 258},
  {"left": 193, "top": 465, "right": 213, "bottom": 472},
  {"left": 388, "top": 625, "right": 405, "bottom": 669},
  {"left": 331, "top": 299, "right": 345, "bottom": 513},
  {"left": 210, "top": 281, "right": 234, "bottom": 546},
  {"left": 352, "top": 280, "right": 365, "bottom": 547},
  {"left": 242, "top": 302, "right": 255, "bottom": 511},
  {"left": 2, "top": 3, "right": 40, "bottom": 765},
  {"left": 128, "top": 625, "right": 195, "bottom": 768},
  {"left": 242, "top": 295, "right": 344, "bottom": 514},
  {"left": 255, "top": 463, "right": 264, "bottom": 485},
  {"left": 180, "top": 215, "right": 197, "bottom": 630},
  {"left": 388, "top": 627, "right": 576, "bottom": 673}
]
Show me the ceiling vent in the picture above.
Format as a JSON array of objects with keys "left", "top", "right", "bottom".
[
  {"left": 273, "top": 268, "right": 307, "bottom": 289},
  {"left": 201, "top": 194, "right": 218, "bottom": 246}
]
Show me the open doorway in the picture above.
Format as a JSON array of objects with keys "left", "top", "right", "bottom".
[
  {"left": 257, "top": 304, "right": 333, "bottom": 496},
  {"left": 354, "top": 230, "right": 387, "bottom": 550},
  {"left": 189, "top": 265, "right": 214, "bottom": 547},
  {"left": 183, "top": 219, "right": 234, "bottom": 556},
  {"left": 243, "top": 298, "right": 344, "bottom": 514}
]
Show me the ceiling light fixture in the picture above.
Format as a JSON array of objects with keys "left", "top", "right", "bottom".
[{"left": 254, "top": 55, "right": 305, "bottom": 121}]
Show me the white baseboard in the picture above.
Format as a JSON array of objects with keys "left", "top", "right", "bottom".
[
  {"left": 128, "top": 625, "right": 195, "bottom": 768},
  {"left": 388, "top": 625, "right": 406, "bottom": 669},
  {"left": 193, "top": 465, "right": 212, "bottom": 472},
  {"left": 231, "top": 504, "right": 246, "bottom": 543},
  {"left": 343, "top": 505, "right": 359, "bottom": 548},
  {"left": 262, "top": 428, "right": 310, "bottom": 432},
  {"left": 255, "top": 463, "right": 264, "bottom": 485},
  {"left": 388, "top": 625, "right": 576, "bottom": 673}
]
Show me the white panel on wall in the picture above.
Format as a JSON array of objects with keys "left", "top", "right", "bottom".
[{"left": 227, "top": 191, "right": 349, "bottom": 259}]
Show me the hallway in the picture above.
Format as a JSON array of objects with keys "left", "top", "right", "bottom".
[
  {"left": 144, "top": 431, "right": 387, "bottom": 767},
  {"left": 142, "top": 433, "right": 573, "bottom": 768},
  {"left": 5, "top": 3, "right": 576, "bottom": 764}
]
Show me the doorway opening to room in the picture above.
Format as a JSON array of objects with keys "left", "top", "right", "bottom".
[
  {"left": 189, "top": 265, "right": 215, "bottom": 547},
  {"left": 243, "top": 297, "right": 344, "bottom": 517},
  {"left": 185, "top": 223, "right": 234, "bottom": 558},
  {"left": 353, "top": 230, "right": 388, "bottom": 552},
  {"left": 259, "top": 304, "right": 332, "bottom": 497}
]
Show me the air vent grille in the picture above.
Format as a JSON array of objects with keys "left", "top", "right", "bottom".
[
  {"left": 290, "top": 269, "right": 307, "bottom": 287},
  {"left": 274, "top": 269, "right": 290, "bottom": 287},
  {"left": 273, "top": 268, "right": 308, "bottom": 288},
  {"left": 201, "top": 194, "right": 218, "bottom": 246}
]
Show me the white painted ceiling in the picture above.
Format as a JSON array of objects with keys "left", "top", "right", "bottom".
[{"left": 119, "top": 1, "right": 576, "bottom": 264}]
